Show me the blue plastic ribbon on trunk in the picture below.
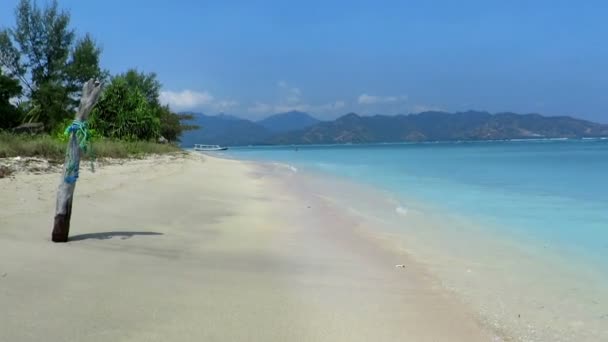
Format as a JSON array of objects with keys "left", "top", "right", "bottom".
[{"left": 63, "top": 120, "right": 94, "bottom": 184}]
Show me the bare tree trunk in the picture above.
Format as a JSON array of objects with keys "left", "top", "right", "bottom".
[{"left": 52, "top": 80, "right": 103, "bottom": 243}]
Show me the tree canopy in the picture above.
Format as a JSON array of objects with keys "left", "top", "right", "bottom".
[
  {"left": 90, "top": 76, "right": 160, "bottom": 141},
  {"left": 0, "top": 70, "right": 23, "bottom": 129},
  {"left": 0, "top": 0, "right": 104, "bottom": 130},
  {"left": 90, "top": 70, "right": 197, "bottom": 141},
  {"left": 0, "top": 0, "right": 194, "bottom": 142}
]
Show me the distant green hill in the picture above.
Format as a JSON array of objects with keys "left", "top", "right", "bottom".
[
  {"left": 180, "top": 111, "right": 322, "bottom": 146},
  {"left": 257, "top": 111, "right": 321, "bottom": 133},
  {"left": 180, "top": 113, "right": 271, "bottom": 147},
  {"left": 270, "top": 111, "right": 608, "bottom": 144},
  {"left": 181, "top": 111, "right": 608, "bottom": 146}
]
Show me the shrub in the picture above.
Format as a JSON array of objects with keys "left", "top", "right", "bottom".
[{"left": 89, "top": 77, "right": 160, "bottom": 141}]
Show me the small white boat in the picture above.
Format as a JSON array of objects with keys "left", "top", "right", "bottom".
[{"left": 193, "top": 144, "right": 228, "bottom": 151}]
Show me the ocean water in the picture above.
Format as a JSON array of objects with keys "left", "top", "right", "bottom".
[{"left": 225, "top": 139, "right": 608, "bottom": 340}]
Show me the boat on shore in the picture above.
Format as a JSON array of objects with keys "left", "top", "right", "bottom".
[{"left": 193, "top": 144, "right": 228, "bottom": 151}]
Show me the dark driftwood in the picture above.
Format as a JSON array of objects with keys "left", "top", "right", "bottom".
[{"left": 52, "top": 79, "right": 103, "bottom": 243}]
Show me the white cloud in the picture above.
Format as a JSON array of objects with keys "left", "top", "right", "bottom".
[
  {"left": 358, "top": 93, "right": 408, "bottom": 105},
  {"left": 278, "top": 81, "right": 302, "bottom": 104},
  {"left": 358, "top": 94, "right": 377, "bottom": 104},
  {"left": 249, "top": 103, "right": 308, "bottom": 114},
  {"left": 160, "top": 89, "right": 238, "bottom": 112},
  {"left": 274, "top": 104, "right": 308, "bottom": 113},
  {"left": 214, "top": 100, "right": 239, "bottom": 110},
  {"left": 247, "top": 81, "right": 346, "bottom": 118},
  {"left": 248, "top": 102, "right": 273, "bottom": 114},
  {"left": 160, "top": 90, "right": 214, "bottom": 110},
  {"left": 410, "top": 104, "right": 444, "bottom": 113},
  {"left": 247, "top": 100, "right": 346, "bottom": 115},
  {"left": 316, "top": 100, "right": 345, "bottom": 111}
]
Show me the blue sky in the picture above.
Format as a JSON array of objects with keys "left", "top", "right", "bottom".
[{"left": 2, "top": 0, "right": 608, "bottom": 122}]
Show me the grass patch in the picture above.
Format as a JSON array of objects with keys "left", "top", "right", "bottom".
[
  {"left": 93, "top": 139, "right": 182, "bottom": 158},
  {"left": 0, "top": 132, "right": 181, "bottom": 160},
  {"left": 0, "top": 133, "right": 63, "bottom": 159}
]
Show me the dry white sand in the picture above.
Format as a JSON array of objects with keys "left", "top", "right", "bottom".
[{"left": 0, "top": 154, "right": 494, "bottom": 341}]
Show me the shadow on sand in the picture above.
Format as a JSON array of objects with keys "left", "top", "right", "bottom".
[{"left": 69, "top": 231, "right": 163, "bottom": 242}]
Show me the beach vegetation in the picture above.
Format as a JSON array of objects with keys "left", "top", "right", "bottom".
[
  {"left": 0, "top": 69, "right": 23, "bottom": 130},
  {"left": 0, "top": 0, "right": 105, "bottom": 131},
  {"left": 90, "top": 69, "right": 198, "bottom": 142},
  {"left": 0, "top": 131, "right": 180, "bottom": 159},
  {"left": 0, "top": 0, "right": 195, "bottom": 156},
  {"left": 90, "top": 76, "right": 161, "bottom": 141}
]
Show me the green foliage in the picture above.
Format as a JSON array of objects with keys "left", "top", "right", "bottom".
[
  {"left": 92, "top": 69, "right": 196, "bottom": 142},
  {"left": 0, "top": 0, "right": 103, "bottom": 131},
  {"left": 13, "top": 0, "right": 74, "bottom": 85},
  {"left": 1, "top": 0, "right": 191, "bottom": 145},
  {"left": 90, "top": 77, "right": 160, "bottom": 140},
  {"left": 66, "top": 34, "right": 106, "bottom": 87},
  {"left": 93, "top": 139, "right": 180, "bottom": 158},
  {"left": 0, "top": 132, "right": 63, "bottom": 158},
  {"left": 159, "top": 107, "right": 199, "bottom": 142},
  {"left": 51, "top": 118, "right": 74, "bottom": 142},
  {"left": 0, "top": 70, "right": 23, "bottom": 129},
  {"left": 51, "top": 118, "right": 101, "bottom": 143},
  {"left": 0, "top": 31, "right": 24, "bottom": 81},
  {"left": 0, "top": 132, "right": 180, "bottom": 159},
  {"left": 27, "top": 80, "right": 70, "bottom": 127},
  {"left": 119, "top": 69, "right": 161, "bottom": 105},
  {"left": 158, "top": 105, "right": 181, "bottom": 141}
]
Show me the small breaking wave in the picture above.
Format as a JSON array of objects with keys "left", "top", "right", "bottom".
[{"left": 272, "top": 162, "right": 298, "bottom": 173}]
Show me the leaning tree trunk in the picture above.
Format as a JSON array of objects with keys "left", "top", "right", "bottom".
[{"left": 52, "top": 80, "right": 103, "bottom": 243}]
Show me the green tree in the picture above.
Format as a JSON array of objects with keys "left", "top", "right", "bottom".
[
  {"left": 104, "top": 69, "right": 198, "bottom": 142},
  {"left": 0, "top": 70, "right": 23, "bottom": 129},
  {"left": 0, "top": 0, "right": 104, "bottom": 130},
  {"left": 90, "top": 77, "right": 160, "bottom": 140},
  {"left": 66, "top": 34, "right": 108, "bottom": 98},
  {"left": 120, "top": 69, "right": 161, "bottom": 106},
  {"left": 159, "top": 107, "right": 198, "bottom": 142}
]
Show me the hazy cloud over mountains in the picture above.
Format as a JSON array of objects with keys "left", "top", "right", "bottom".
[
  {"left": 159, "top": 81, "right": 443, "bottom": 120},
  {"left": 160, "top": 90, "right": 238, "bottom": 112},
  {"left": 358, "top": 94, "right": 408, "bottom": 105},
  {"left": 161, "top": 82, "right": 415, "bottom": 119}
]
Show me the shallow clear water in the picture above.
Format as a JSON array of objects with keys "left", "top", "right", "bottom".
[
  {"left": 228, "top": 139, "right": 608, "bottom": 272},
  {"left": 225, "top": 139, "right": 608, "bottom": 340}
]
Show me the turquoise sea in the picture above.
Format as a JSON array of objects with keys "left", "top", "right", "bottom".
[
  {"left": 227, "top": 139, "right": 608, "bottom": 340},
  {"left": 229, "top": 139, "right": 608, "bottom": 266}
]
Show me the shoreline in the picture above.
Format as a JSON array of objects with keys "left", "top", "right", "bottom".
[
  {"left": 245, "top": 154, "right": 608, "bottom": 341},
  {"left": 0, "top": 153, "right": 493, "bottom": 341},
  {"left": 3, "top": 151, "right": 608, "bottom": 340}
]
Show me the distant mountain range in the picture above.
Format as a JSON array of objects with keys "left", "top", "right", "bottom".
[
  {"left": 257, "top": 111, "right": 320, "bottom": 133},
  {"left": 180, "top": 113, "right": 270, "bottom": 146},
  {"left": 180, "top": 110, "right": 608, "bottom": 147},
  {"left": 180, "top": 111, "right": 319, "bottom": 146}
]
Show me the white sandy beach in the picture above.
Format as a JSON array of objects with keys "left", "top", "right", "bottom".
[{"left": 0, "top": 154, "right": 493, "bottom": 341}]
